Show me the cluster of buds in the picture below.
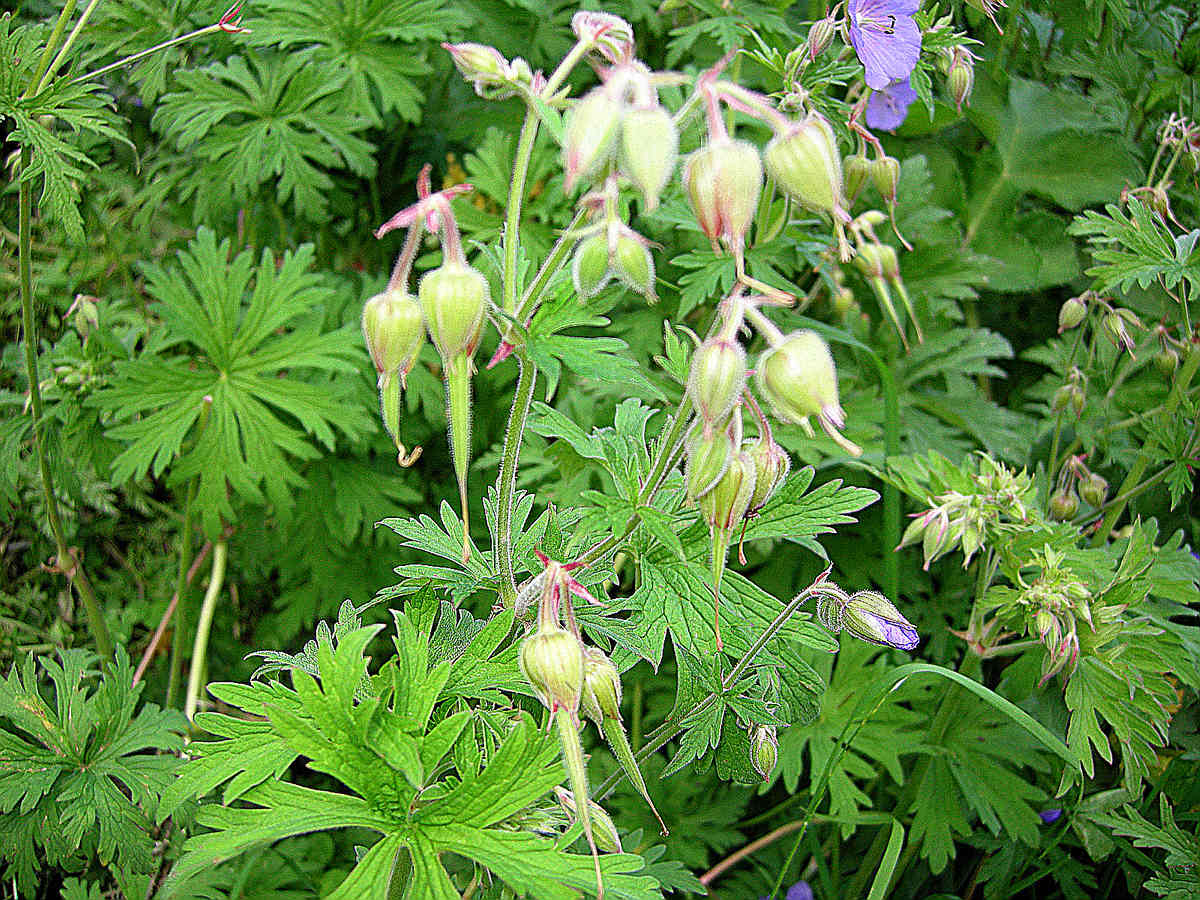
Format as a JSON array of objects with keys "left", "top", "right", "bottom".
[
  {"left": 990, "top": 546, "right": 1095, "bottom": 683},
  {"left": 516, "top": 552, "right": 668, "bottom": 888},
  {"left": 1050, "top": 454, "right": 1107, "bottom": 521},
  {"left": 571, "top": 186, "right": 658, "bottom": 301},
  {"left": 682, "top": 291, "right": 865, "bottom": 647},
  {"left": 814, "top": 581, "right": 920, "bottom": 651},
  {"left": 370, "top": 166, "right": 488, "bottom": 562},
  {"left": 849, "top": 213, "right": 923, "bottom": 349},
  {"left": 1122, "top": 113, "right": 1200, "bottom": 224},
  {"left": 1051, "top": 367, "right": 1087, "bottom": 420},
  {"left": 897, "top": 455, "right": 1036, "bottom": 569}
]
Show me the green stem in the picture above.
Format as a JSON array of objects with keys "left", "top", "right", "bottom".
[
  {"left": 68, "top": 21, "right": 225, "bottom": 85},
  {"left": 497, "top": 357, "right": 536, "bottom": 606},
  {"left": 1090, "top": 346, "right": 1200, "bottom": 546},
  {"left": 165, "top": 479, "right": 198, "bottom": 708},
  {"left": 867, "top": 350, "right": 901, "bottom": 602},
  {"left": 448, "top": 354, "right": 473, "bottom": 564},
  {"left": 18, "top": 146, "right": 113, "bottom": 660},
  {"left": 502, "top": 112, "right": 539, "bottom": 315},
  {"left": 512, "top": 208, "right": 588, "bottom": 324},
  {"left": 35, "top": 0, "right": 106, "bottom": 95},
  {"left": 185, "top": 539, "right": 228, "bottom": 722},
  {"left": 556, "top": 707, "right": 604, "bottom": 898},
  {"left": 25, "top": 0, "right": 78, "bottom": 95}
]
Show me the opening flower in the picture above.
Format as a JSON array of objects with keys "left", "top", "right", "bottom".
[
  {"left": 866, "top": 76, "right": 917, "bottom": 132},
  {"left": 847, "top": 0, "right": 922, "bottom": 90}
]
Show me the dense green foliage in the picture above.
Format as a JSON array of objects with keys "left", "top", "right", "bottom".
[{"left": 2, "top": 1, "right": 1199, "bottom": 897}]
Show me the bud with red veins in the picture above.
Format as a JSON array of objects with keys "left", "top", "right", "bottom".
[
  {"left": 688, "top": 337, "right": 747, "bottom": 428},
  {"left": 571, "top": 10, "right": 635, "bottom": 64},
  {"left": 1057, "top": 295, "right": 1088, "bottom": 333},
  {"left": 683, "top": 138, "right": 763, "bottom": 252},
  {"left": 750, "top": 724, "right": 779, "bottom": 780},
  {"left": 520, "top": 624, "right": 585, "bottom": 716},
  {"left": 807, "top": 16, "right": 837, "bottom": 61},
  {"left": 442, "top": 42, "right": 512, "bottom": 96},
  {"left": 362, "top": 288, "right": 425, "bottom": 385},
  {"left": 757, "top": 330, "right": 862, "bottom": 457},
  {"left": 564, "top": 88, "right": 625, "bottom": 192},
  {"left": 620, "top": 105, "right": 678, "bottom": 211},
  {"left": 945, "top": 46, "right": 976, "bottom": 112}
]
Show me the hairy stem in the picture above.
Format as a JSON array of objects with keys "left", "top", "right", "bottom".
[
  {"left": 185, "top": 539, "right": 228, "bottom": 722},
  {"left": 164, "top": 480, "right": 199, "bottom": 706},
  {"left": 36, "top": 0, "right": 106, "bottom": 94},
  {"left": 69, "top": 21, "right": 225, "bottom": 85},
  {"left": 18, "top": 147, "right": 113, "bottom": 660},
  {"left": 497, "top": 357, "right": 537, "bottom": 606},
  {"left": 26, "top": 0, "right": 78, "bottom": 95}
]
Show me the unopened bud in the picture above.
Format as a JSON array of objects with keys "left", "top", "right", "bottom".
[
  {"left": 842, "top": 590, "right": 919, "bottom": 650},
  {"left": 1050, "top": 489, "right": 1079, "bottom": 521},
  {"left": 1051, "top": 384, "right": 1085, "bottom": 418},
  {"left": 699, "top": 451, "right": 757, "bottom": 532},
  {"left": 744, "top": 435, "right": 791, "bottom": 514},
  {"left": 572, "top": 11, "right": 635, "bottom": 64},
  {"left": 764, "top": 112, "right": 846, "bottom": 218},
  {"left": 1102, "top": 310, "right": 1139, "bottom": 355},
  {"left": 832, "top": 286, "right": 856, "bottom": 315},
  {"left": 750, "top": 725, "right": 778, "bottom": 780},
  {"left": 685, "top": 424, "right": 734, "bottom": 500},
  {"left": 620, "top": 106, "right": 678, "bottom": 211},
  {"left": 418, "top": 263, "right": 489, "bottom": 360},
  {"left": 1057, "top": 296, "right": 1087, "bottom": 333},
  {"left": 572, "top": 235, "right": 611, "bottom": 297},
  {"left": 807, "top": 17, "right": 837, "bottom": 61},
  {"left": 581, "top": 646, "right": 622, "bottom": 723},
  {"left": 756, "top": 330, "right": 838, "bottom": 424},
  {"left": 683, "top": 139, "right": 763, "bottom": 250},
  {"left": 870, "top": 156, "right": 901, "bottom": 204},
  {"left": 854, "top": 241, "right": 900, "bottom": 280},
  {"left": 946, "top": 47, "right": 975, "bottom": 112},
  {"left": 844, "top": 154, "right": 871, "bottom": 201},
  {"left": 688, "top": 338, "right": 747, "bottom": 426},
  {"left": 1154, "top": 348, "right": 1179, "bottom": 376},
  {"left": 520, "top": 625, "right": 585, "bottom": 714},
  {"left": 564, "top": 88, "right": 624, "bottom": 191},
  {"left": 1035, "top": 609, "right": 1060, "bottom": 645},
  {"left": 613, "top": 232, "right": 655, "bottom": 299},
  {"left": 1079, "top": 473, "right": 1107, "bottom": 508},
  {"left": 443, "top": 42, "right": 510, "bottom": 93},
  {"left": 555, "top": 788, "right": 623, "bottom": 854},
  {"left": 362, "top": 288, "right": 425, "bottom": 381}
]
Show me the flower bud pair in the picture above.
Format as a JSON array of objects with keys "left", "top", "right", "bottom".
[
  {"left": 683, "top": 139, "right": 763, "bottom": 252},
  {"left": 572, "top": 229, "right": 656, "bottom": 300}
]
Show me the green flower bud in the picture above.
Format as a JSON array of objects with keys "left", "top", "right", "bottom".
[
  {"left": 362, "top": 288, "right": 425, "bottom": 381},
  {"left": 744, "top": 435, "right": 790, "bottom": 514},
  {"left": 1057, "top": 296, "right": 1087, "bottom": 333},
  {"left": 756, "top": 330, "right": 837, "bottom": 425},
  {"left": 520, "top": 626, "right": 585, "bottom": 715},
  {"left": 1102, "top": 310, "right": 1138, "bottom": 355},
  {"left": 853, "top": 241, "right": 900, "bottom": 280},
  {"left": 1049, "top": 489, "right": 1079, "bottom": 521},
  {"left": 870, "top": 155, "right": 901, "bottom": 205},
  {"left": 764, "top": 112, "right": 846, "bottom": 217},
  {"left": 1155, "top": 348, "right": 1179, "bottom": 376},
  {"left": 683, "top": 139, "right": 763, "bottom": 249},
  {"left": 613, "top": 232, "right": 655, "bottom": 299},
  {"left": 564, "top": 88, "right": 624, "bottom": 191},
  {"left": 572, "top": 235, "right": 612, "bottom": 298},
  {"left": 844, "top": 153, "right": 871, "bottom": 201},
  {"left": 419, "top": 262, "right": 489, "bottom": 360},
  {"left": 1051, "top": 383, "right": 1085, "bottom": 418},
  {"left": 581, "top": 646, "right": 622, "bottom": 724},
  {"left": 1079, "top": 473, "right": 1107, "bottom": 508},
  {"left": 750, "top": 725, "right": 778, "bottom": 781},
  {"left": 832, "top": 286, "right": 856, "bottom": 316},
  {"left": 555, "top": 788, "right": 623, "bottom": 854},
  {"left": 700, "top": 451, "right": 757, "bottom": 533},
  {"left": 947, "top": 48, "right": 975, "bottom": 112},
  {"left": 807, "top": 16, "right": 837, "bottom": 61},
  {"left": 688, "top": 338, "right": 747, "bottom": 426},
  {"left": 685, "top": 424, "right": 735, "bottom": 501},
  {"left": 620, "top": 106, "right": 678, "bottom": 211}
]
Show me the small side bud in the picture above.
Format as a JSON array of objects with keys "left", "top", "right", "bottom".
[
  {"left": 572, "top": 235, "right": 612, "bottom": 297},
  {"left": 807, "top": 17, "right": 836, "bottom": 61},
  {"left": 620, "top": 106, "right": 678, "bottom": 211},
  {"left": 564, "top": 88, "right": 624, "bottom": 191},
  {"left": 1079, "top": 473, "right": 1107, "bottom": 508},
  {"left": 844, "top": 154, "right": 871, "bottom": 202},
  {"left": 581, "top": 646, "right": 623, "bottom": 724},
  {"left": 700, "top": 451, "right": 757, "bottom": 533},
  {"left": 418, "top": 262, "right": 489, "bottom": 360},
  {"left": 1155, "top": 347, "right": 1180, "bottom": 376},
  {"left": 1057, "top": 296, "right": 1087, "bottom": 333},
  {"left": 744, "top": 434, "right": 791, "bottom": 515},
  {"left": 685, "top": 424, "right": 735, "bottom": 501},
  {"left": 362, "top": 288, "right": 425, "bottom": 382},
  {"left": 1049, "top": 489, "right": 1079, "bottom": 521},
  {"left": 870, "top": 155, "right": 901, "bottom": 205},
  {"left": 572, "top": 10, "right": 635, "bottom": 64},
  {"left": 555, "top": 788, "right": 623, "bottom": 854},
  {"left": 613, "top": 232, "right": 656, "bottom": 299},
  {"left": 443, "top": 42, "right": 510, "bottom": 95},
  {"left": 946, "top": 47, "right": 975, "bottom": 112},
  {"left": 687, "top": 338, "right": 748, "bottom": 427},
  {"left": 750, "top": 725, "right": 779, "bottom": 781}
]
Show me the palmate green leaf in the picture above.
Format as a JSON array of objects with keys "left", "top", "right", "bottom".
[
  {"left": 1091, "top": 797, "right": 1200, "bottom": 899},
  {"left": 152, "top": 51, "right": 376, "bottom": 220},
  {"left": 1068, "top": 198, "right": 1200, "bottom": 296},
  {"left": 0, "top": 14, "right": 129, "bottom": 242},
  {"left": 0, "top": 650, "right": 184, "bottom": 893},
  {"left": 247, "top": 0, "right": 471, "bottom": 124},
  {"left": 91, "top": 228, "right": 369, "bottom": 535}
]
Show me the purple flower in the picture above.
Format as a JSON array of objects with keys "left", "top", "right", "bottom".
[
  {"left": 866, "top": 77, "right": 917, "bottom": 132},
  {"left": 759, "top": 881, "right": 814, "bottom": 900},
  {"left": 1039, "top": 809, "right": 1063, "bottom": 824},
  {"left": 847, "top": 0, "right": 922, "bottom": 91}
]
